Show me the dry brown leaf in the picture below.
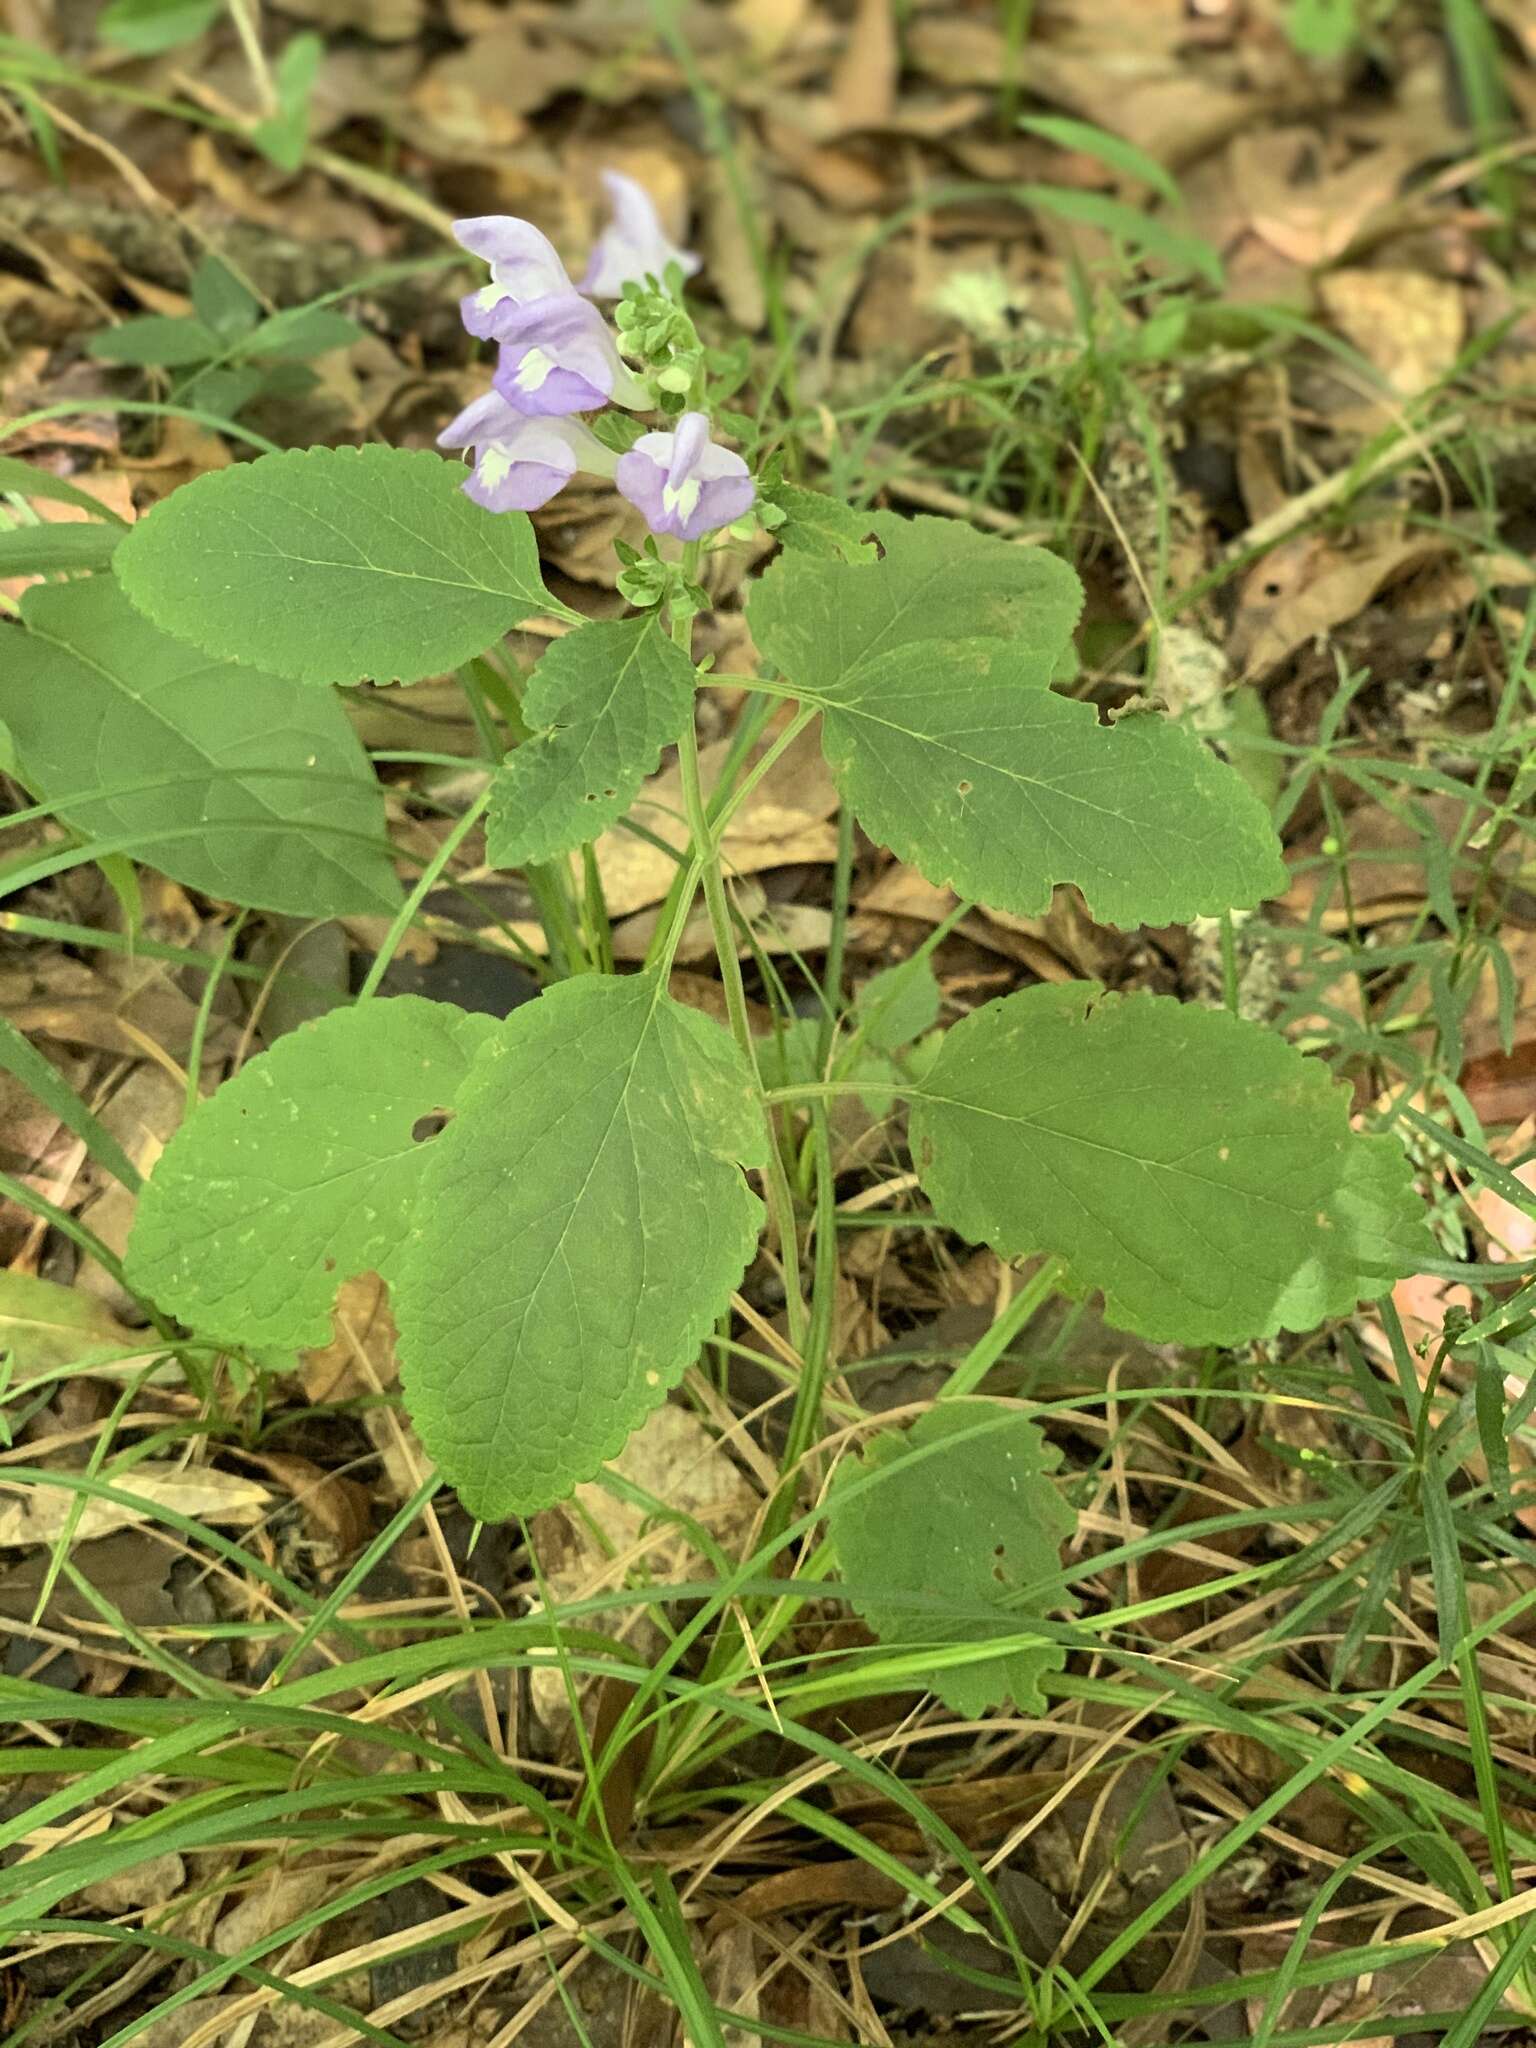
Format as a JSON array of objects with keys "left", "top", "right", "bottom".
[
  {"left": 1231, "top": 531, "right": 1451, "bottom": 676},
  {"left": 1468, "top": 1119, "right": 1536, "bottom": 1265},
  {"left": 1281, "top": 789, "right": 1513, "bottom": 929},
  {"left": 527, "top": 1406, "right": 756, "bottom": 1743},
  {"left": 77, "top": 1848, "right": 186, "bottom": 1916},
  {"left": 592, "top": 718, "right": 838, "bottom": 921},
  {"left": 1238, "top": 1934, "right": 1486, "bottom": 2037},
  {"left": 1461, "top": 1032, "right": 1536, "bottom": 1128},
  {"left": 281, "top": 0, "right": 422, "bottom": 38},
  {"left": 848, "top": 863, "right": 1076, "bottom": 979},
  {"left": 119, "top": 415, "right": 232, "bottom": 501},
  {"left": 700, "top": 150, "right": 769, "bottom": 332},
  {"left": 1230, "top": 132, "right": 1414, "bottom": 268},
  {"left": 74, "top": 1062, "right": 190, "bottom": 1314},
  {"left": 0, "top": 467, "right": 136, "bottom": 604},
  {"left": 300, "top": 1270, "right": 399, "bottom": 1402},
  {"left": 702, "top": 1920, "right": 764, "bottom": 2048},
  {"left": 731, "top": 0, "right": 812, "bottom": 57},
  {"left": 763, "top": 127, "right": 891, "bottom": 210},
  {"left": 0, "top": 1463, "right": 270, "bottom": 1547},
  {"left": 1318, "top": 268, "right": 1464, "bottom": 400},
  {"left": 732, "top": 1858, "right": 907, "bottom": 1921},
  {"left": 667, "top": 969, "right": 773, "bottom": 1034},
  {"left": 905, "top": 13, "right": 1251, "bottom": 163},
  {"left": 243, "top": 1450, "right": 374, "bottom": 1564},
  {"left": 611, "top": 889, "right": 832, "bottom": 964},
  {"left": 829, "top": 0, "right": 897, "bottom": 131},
  {"left": 213, "top": 1868, "right": 331, "bottom": 1958},
  {"left": 0, "top": 1282, "right": 164, "bottom": 1385}
]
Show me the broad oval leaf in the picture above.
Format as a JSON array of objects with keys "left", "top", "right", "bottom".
[
  {"left": 114, "top": 445, "right": 557, "bottom": 687},
  {"left": 126, "top": 997, "right": 497, "bottom": 1350},
  {"left": 393, "top": 972, "right": 766, "bottom": 1519},
  {"left": 824, "top": 655, "right": 1284, "bottom": 926},
  {"left": 7, "top": 576, "right": 399, "bottom": 918},
  {"left": 486, "top": 615, "right": 696, "bottom": 868},
  {"left": 750, "top": 511, "right": 1083, "bottom": 688},
  {"left": 828, "top": 1400, "right": 1075, "bottom": 1717},
  {"left": 750, "top": 513, "right": 1286, "bottom": 926},
  {"left": 910, "top": 983, "right": 1429, "bottom": 1345}
]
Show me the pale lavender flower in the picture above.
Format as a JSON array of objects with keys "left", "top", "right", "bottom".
[
  {"left": 453, "top": 215, "right": 576, "bottom": 342},
  {"left": 438, "top": 390, "right": 616, "bottom": 513},
  {"left": 615, "top": 412, "right": 753, "bottom": 541},
  {"left": 490, "top": 298, "right": 650, "bottom": 417},
  {"left": 580, "top": 170, "right": 701, "bottom": 298}
]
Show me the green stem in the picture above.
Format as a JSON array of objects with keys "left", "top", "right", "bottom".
[
  {"left": 776, "top": 1105, "right": 838, "bottom": 1486},
  {"left": 355, "top": 790, "right": 489, "bottom": 1003},
  {"left": 457, "top": 661, "right": 588, "bottom": 977},
  {"left": 668, "top": 559, "right": 808, "bottom": 1348},
  {"left": 640, "top": 691, "right": 785, "bottom": 976},
  {"left": 1218, "top": 910, "right": 1240, "bottom": 1018},
  {"left": 817, "top": 801, "right": 856, "bottom": 1073},
  {"left": 940, "top": 1257, "right": 1065, "bottom": 1402},
  {"left": 760, "top": 1078, "right": 901, "bottom": 1106}
]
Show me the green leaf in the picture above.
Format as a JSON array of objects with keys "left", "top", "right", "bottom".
[
  {"left": 1017, "top": 115, "right": 1183, "bottom": 209},
  {"left": 910, "top": 983, "right": 1429, "bottom": 1347},
  {"left": 245, "top": 308, "right": 365, "bottom": 360},
  {"left": 1016, "top": 184, "right": 1225, "bottom": 288},
  {"left": 749, "top": 512, "right": 1082, "bottom": 691},
  {"left": 178, "top": 365, "right": 266, "bottom": 421},
  {"left": 486, "top": 616, "right": 696, "bottom": 868},
  {"left": 765, "top": 483, "right": 878, "bottom": 563},
  {"left": 0, "top": 1014, "right": 141, "bottom": 1193},
  {"left": 394, "top": 973, "right": 766, "bottom": 1518},
  {"left": 0, "top": 1272, "right": 155, "bottom": 1381},
  {"left": 87, "top": 314, "right": 219, "bottom": 367},
  {"left": 854, "top": 957, "right": 941, "bottom": 1054},
  {"left": 126, "top": 998, "right": 498, "bottom": 1350},
  {"left": 1286, "top": 0, "right": 1358, "bottom": 58},
  {"left": 0, "top": 457, "right": 130, "bottom": 525},
  {"left": 749, "top": 516, "right": 1285, "bottom": 927},
  {"left": 0, "top": 523, "right": 120, "bottom": 576},
  {"left": 190, "top": 257, "right": 260, "bottom": 341},
  {"left": 114, "top": 445, "right": 556, "bottom": 688},
  {"left": 98, "top": 0, "right": 222, "bottom": 54},
  {"left": 251, "top": 31, "right": 322, "bottom": 174},
  {"left": 6, "top": 575, "right": 399, "bottom": 918},
  {"left": 10, "top": 78, "right": 63, "bottom": 181},
  {"left": 828, "top": 1400, "right": 1075, "bottom": 1716}
]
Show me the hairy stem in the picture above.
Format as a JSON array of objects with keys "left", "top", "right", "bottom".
[
  {"left": 457, "top": 661, "right": 589, "bottom": 977},
  {"left": 667, "top": 555, "right": 808, "bottom": 1348}
]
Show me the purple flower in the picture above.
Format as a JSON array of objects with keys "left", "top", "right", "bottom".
[
  {"left": 438, "top": 390, "right": 617, "bottom": 513},
  {"left": 615, "top": 412, "right": 754, "bottom": 541},
  {"left": 489, "top": 297, "right": 650, "bottom": 417},
  {"left": 581, "top": 170, "right": 702, "bottom": 299},
  {"left": 453, "top": 215, "right": 575, "bottom": 341}
]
